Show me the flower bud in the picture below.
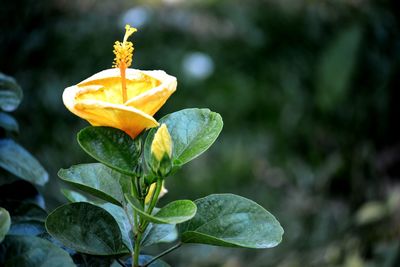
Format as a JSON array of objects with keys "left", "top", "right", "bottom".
[
  {"left": 149, "top": 124, "right": 173, "bottom": 177},
  {"left": 145, "top": 181, "right": 168, "bottom": 204}
]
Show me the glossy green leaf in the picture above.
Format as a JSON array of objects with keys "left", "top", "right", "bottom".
[
  {"left": 0, "top": 235, "right": 75, "bottom": 267},
  {"left": 60, "top": 189, "right": 134, "bottom": 252},
  {"left": 77, "top": 126, "right": 141, "bottom": 175},
  {"left": 0, "top": 72, "right": 23, "bottom": 112},
  {"left": 99, "top": 203, "right": 134, "bottom": 252},
  {"left": 61, "top": 188, "right": 88, "bottom": 202},
  {"left": 0, "top": 112, "right": 18, "bottom": 132},
  {"left": 59, "top": 189, "right": 176, "bottom": 250},
  {"left": 126, "top": 195, "right": 197, "bottom": 224},
  {"left": 0, "top": 207, "right": 11, "bottom": 242},
  {"left": 46, "top": 202, "right": 127, "bottom": 255},
  {"left": 141, "top": 223, "right": 178, "bottom": 247},
  {"left": 179, "top": 194, "right": 284, "bottom": 248},
  {"left": 58, "top": 163, "right": 131, "bottom": 206},
  {"left": 145, "top": 108, "right": 223, "bottom": 167},
  {"left": 0, "top": 139, "right": 48, "bottom": 186},
  {"left": 100, "top": 200, "right": 177, "bottom": 250}
]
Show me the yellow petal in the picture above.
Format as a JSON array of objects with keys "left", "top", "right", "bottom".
[
  {"left": 78, "top": 101, "right": 157, "bottom": 138},
  {"left": 125, "top": 70, "right": 177, "bottom": 115},
  {"left": 62, "top": 68, "right": 177, "bottom": 138},
  {"left": 76, "top": 69, "right": 164, "bottom": 105},
  {"left": 145, "top": 182, "right": 168, "bottom": 204},
  {"left": 151, "top": 124, "right": 172, "bottom": 162}
]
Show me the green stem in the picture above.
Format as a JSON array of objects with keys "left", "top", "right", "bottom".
[
  {"left": 133, "top": 231, "right": 142, "bottom": 267},
  {"left": 142, "top": 242, "right": 182, "bottom": 267},
  {"left": 133, "top": 210, "right": 138, "bottom": 231},
  {"left": 128, "top": 175, "right": 142, "bottom": 267},
  {"left": 147, "top": 179, "right": 163, "bottom": 215},
  {"left": 142, "top": 179, "right": 163, "bottom": 230},
  {"left": 131, "top": 176, "right": 139, "bottom": 199},
  {"left": 132, "top": 179, "right": 162, "bottom": 267},
  {"left": 133, "top": 178, "right": 163, "bottom": 267}
]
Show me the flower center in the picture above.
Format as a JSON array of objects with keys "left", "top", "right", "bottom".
[{"left": 113, "top": 24, "right": 137, "bottom": 103}]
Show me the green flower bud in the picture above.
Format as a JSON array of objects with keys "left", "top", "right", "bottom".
[{"left": 149, "top": 124, "right": 173, "bottom": 177}]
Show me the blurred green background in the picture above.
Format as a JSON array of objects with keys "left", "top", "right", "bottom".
[{"left": 1, "top": 0, "right": 400, "bottom": 266}]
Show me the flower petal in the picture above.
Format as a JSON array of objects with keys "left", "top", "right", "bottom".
[
  {"left": 62, "top": 68, "right": 176, "bottom": 138},
  {"left": 124, "top": 70, "right": 177, "bottom": 115},
  {"left": 63, "top": 86, "right": 158, "bottom": 138},
  {"left": 75, "top": 69, "right": 170, "bottom": 106}
]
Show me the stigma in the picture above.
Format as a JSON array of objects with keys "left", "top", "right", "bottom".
[{"left": 113, "top": 25, "right": 137, "bottom": 103}]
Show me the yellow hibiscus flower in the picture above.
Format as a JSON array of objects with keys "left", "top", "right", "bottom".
[{"left": 62, "top": 25, "right": 177, "bottom": 138}]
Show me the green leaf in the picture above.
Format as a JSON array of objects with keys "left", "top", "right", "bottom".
[
  {"left": 45, "top": 202, "right": 127, "bottom": 255},
  {"left": 0, "top": 139, "right": 48, "bottom": 186},
  {"left": 99, "top": 203, "right": 134, "bottom": 253},
  {"left": 8, "top": 221, "right": 46, "bottom": 236},
  {"left": 126, "top": 195, "right": 197, "bottom": 224},
  {"left": 316, "top": 24, "right": 362, "bottom": 111},
  {"left": 0, "top": 207, "right": 11, "bottom": 242},
  {"left": 60, "top": 189, "right": 134, "bottom": 252},
  {"left": 117, "top": 255, "right": 171, "bottom": 267},
  {"left": 59, "top": 190, "right": 177, "bottom": 250},
  {"left": 0, "top": 72, "right": 23, "bottom": 112},
  {"left": 141, "top": 223, "right": 178, "bottom": 247},
  {"left": 58, "top": 163, "right": 131, "bottom": 206},
  {"left": 139, "top": 255, "right": 171, "bottom": 267},
  {"left": 145, "top": 108, "right": 223, "bottom": 167},
  {"left": 61, "top": 188, "right": 89, "bottom": 202},
  {"left": 0, "top": 201, "right": 47, "bottom": 222},
  {"left": 77, "top": 126, "right": 141, "bottom": 175},
  {"left": 179, "top": 194, "right": 284, "bottom": 249},
  {"left": 355, "top": 201, "right": 388, "bottom": 225},
  {"left": 0, "top": 200, "right": 46, "bottom": 237},
  {"left": 0, "top": 112, "right": 19, "bottom": 133},
  {"left": 125, "top": 192, "right": 143, "bottom": 210},
  {"left": 0, "top": 235, "right": 75, "bottom": 267}
]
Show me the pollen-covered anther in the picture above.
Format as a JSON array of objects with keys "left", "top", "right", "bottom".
[
  {"left": 112, "top": 24, "right": 138, "bottom": 103},
  {"left": 112, "top": 25, "right": 137, "bottom": 69},
  {"left": 113, "top": 41, "right": 134, "bottom": 68}
]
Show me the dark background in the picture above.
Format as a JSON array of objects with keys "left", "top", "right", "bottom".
[{"left": 1, "top": 0, "right": 400, "bottom": 266}]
